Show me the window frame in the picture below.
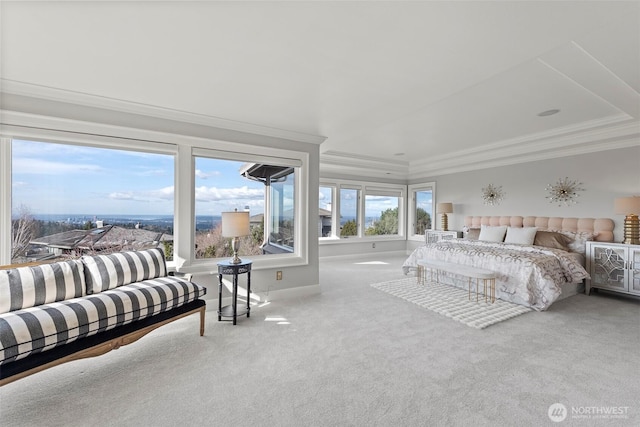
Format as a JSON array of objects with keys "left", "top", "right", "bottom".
[
  {"left": 363, "top": 187, "right": 402, "bottom": 237},
  {"left": 338, "top": 185, "right": 361, "bottom": 239},
  {"left": 319, "top": 179, "right": 406, "bottom": 243},
  {"left": 3, "top": 134, "right": 176, "bottom": 265},
  {"left": 1, "top": 126, "right": 310, "bottom": 272},
  {"left": 407, "top": 182, "right": 437, "bottom": 242},
  {"left": 318, "top": 184, "right": 336, "bottom": 240}
]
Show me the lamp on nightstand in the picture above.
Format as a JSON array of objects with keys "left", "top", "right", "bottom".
[
  {"left": 615, "top": 196, "right": 640, "bottom": 245},
  {"left": 436, "top": 202, "right": 453, "bottom": 232}
]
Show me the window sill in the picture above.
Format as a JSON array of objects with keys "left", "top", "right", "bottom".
[
  {"left": 319, "top": 236, "right": 406, "bottom": 245},
  {"left": 173, "top": 253, "right": 308, "bottom": 274}
]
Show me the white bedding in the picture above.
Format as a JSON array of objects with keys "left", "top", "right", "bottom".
[{"left": 402, "top": 240, "right": 590, "bottom": 311}]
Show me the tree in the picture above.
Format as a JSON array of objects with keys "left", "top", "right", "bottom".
[
  {"left": 195, "top": 222, "right": 264, "bottom": 259},
  {"left": 415, "top": 208, "right": 431, "bottom": 235},
  {"left": 340, "top": 219, "right": 357, "bottom": 237},
  {"left": 366, "top": 207, "right": 398, "bottom": 235},
  {"left": 11, "top": 205, "right": 36, "bottom": 261}
]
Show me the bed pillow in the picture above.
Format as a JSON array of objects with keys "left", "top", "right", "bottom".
[
  {"left": 549, "top": 230, "right": 597, "bottom": 255},
  {"left": 533, "top": 231, "right": 572, "bottom": 251},
  {"left": 478, "top": 225, "right": 507, "bottom": 242},
  {"left": 465, "top": 228, "right": 481, "bottom": 240},
  {"left": 504, "top": 227, "right": 538, "bottom": 245}
]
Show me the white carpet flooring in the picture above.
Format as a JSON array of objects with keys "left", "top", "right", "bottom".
[
  {"left": 371, "top": 277, "right": 531, "bottom": 329},
  {"left": 0, "top": 253, "right": 638, "bottom": 426}
]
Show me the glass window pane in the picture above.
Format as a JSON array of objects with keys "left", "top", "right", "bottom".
[
  {"left": 319, "top": 186, "right": 333, "bottom": 237},
  {"left": 11, "top": 140, "right": 175, "bottom": 263},
  {"left": 268, "top": 169, "right": 295, "bottom": 251},
  {"left": 415, "top": 189, "right": 433, "bottom": 235},
  {"left": 194, "top": 157, "right": 296, "bottom": 258},
  {"left": 365, "top": 195, "right": 399, "bottom": 236},
  {"left": 194, "top": 157, "right": 264, "bottom": 259},
  {"left": 339, "top": 188, "right": 358, "bottom": 237}
]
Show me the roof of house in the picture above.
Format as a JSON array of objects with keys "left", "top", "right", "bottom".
[{"left": 30, "top": 225, "right": 171, "bottom": 251}]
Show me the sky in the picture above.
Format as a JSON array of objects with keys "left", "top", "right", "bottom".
[
  {"left": 11, "top": 140, "right": 265, "bottom": 217},
  {"left": 11, "top": 139, "right": 406, "bottom": 220}
]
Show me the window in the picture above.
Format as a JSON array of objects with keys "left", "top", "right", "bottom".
[
  {"left": 2, "top": 125, "right": 309, "bottom": 270},
  {"left": 193, "top": 155, "right": 298, "bottom": 259},
  {"left": 319, "top": 181, "right": 406, "bottom": 240},
  {"left": 408, "top": 183, "right": 436, "bottom": 240},
  {"left": 364, "top": 190, "right": 400, "bottom": 236},
  {"left": 193, "top": 157, "right": 264, "bottom": 259},
  {"left": 267, "top": 168, "right": 295, "bottom": 252},
  {"left": 339, "top": 187, "right": 359, "bottom": 238},
  {"left": 10, "top": 139, "right": 175, "bottom": 264},
  {"left": 318, "top": 186, "right": 334, "bottom": 238}
]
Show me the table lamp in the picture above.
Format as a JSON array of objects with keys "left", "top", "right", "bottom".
[
  {"left": 221, "top": 209, "right": 251, "bottom": 263},
  {"left": 436, "top": 202, "right": 453, "bottom": 231},
  {"left": 615, "top": 196, "right": 640, "bottom": 245}
]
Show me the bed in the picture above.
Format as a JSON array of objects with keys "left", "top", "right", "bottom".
[{"left": 403, "top": 216, "right": 615, "bottom": 311}]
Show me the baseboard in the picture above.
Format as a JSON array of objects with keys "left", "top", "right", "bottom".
[
  {"left": 257, "top": 283, "right": 321, "bottom": 303},
  {"left": 320, "top": 250, "right": 406, "bottom": 261}
]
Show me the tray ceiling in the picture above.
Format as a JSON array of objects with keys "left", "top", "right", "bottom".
[{"left": 1, "top": 1, "right": 638, "bottom": 179}]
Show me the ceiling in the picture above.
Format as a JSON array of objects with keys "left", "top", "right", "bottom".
[{"left": 1, "top": 1, "right": 639, "bottom": 180}]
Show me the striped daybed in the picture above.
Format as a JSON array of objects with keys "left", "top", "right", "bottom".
[{"left": 0, "top": 248, "right": 206, "bottom": 386}]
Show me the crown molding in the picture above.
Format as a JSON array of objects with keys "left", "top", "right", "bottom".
[
  {"left": 320, "top": 150, "right": 409, "bottom": 179},
  {"left": 320, "top": 115, "right": 639, "bottom": 181},
  {"left": 408, "top": 118, "right": 640, "bottom": 180},
  {"left": 0, "top": 79, "right": 327, "bottom": 145}
]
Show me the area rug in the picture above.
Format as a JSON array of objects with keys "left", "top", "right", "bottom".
[{"left": 370, "top": 277, "right": 532, "bottom": 329}]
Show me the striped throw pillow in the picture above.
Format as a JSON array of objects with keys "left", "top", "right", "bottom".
[
  {"left": 82, "top": 249, "right": 167, "bottom": 294},
  {"left": 0, "top": 260, "right": 86, "bottom": 314}
]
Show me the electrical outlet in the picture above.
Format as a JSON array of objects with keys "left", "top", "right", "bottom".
[
  {"left": 276, "top": 271, "right": 283, "bottom": 280},
  {"left": 372, "top": 243, "right": 376, "bottom": 248}
]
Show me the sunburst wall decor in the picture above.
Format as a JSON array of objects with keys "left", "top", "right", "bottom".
[
  {"left": 481, "top": 184, "right": 505, "bottom": 206},
  {"left": 545, "top": 177, "right": 584, "bottom": 206}
]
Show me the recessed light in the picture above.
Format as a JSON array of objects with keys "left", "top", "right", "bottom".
[{"left": 538, "top": 109, "right": 560, "bottom": 117}]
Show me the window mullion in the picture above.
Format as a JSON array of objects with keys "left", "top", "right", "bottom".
[
  {"left": 0, "top": 138, "right": 12, "bottom": 265},
  {"left": 174, "top": 145, "right": 194, "bottom": 268}
]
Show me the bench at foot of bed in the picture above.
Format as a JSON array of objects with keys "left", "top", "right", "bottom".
[{"left": 417, "top": 260, "right": 496, "bottom": 303}]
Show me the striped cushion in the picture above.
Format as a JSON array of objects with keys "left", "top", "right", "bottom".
[
  {"left": 0, "top": 276, "right": 206, "bottom": 365},
  {"left": 0, "top": 261, "right": 86, "bottom": 314},
  {"left": 82, "top": 249, "right": 167, "bottom": 294}
]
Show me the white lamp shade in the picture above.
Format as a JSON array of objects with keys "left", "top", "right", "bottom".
[
  {"left": 436, "top": 202, "right": 453, "bottom": 214},
  {"left": 221, "top": 211, "right": 250, "bottom": 237},
  {"left": 614, "top": 197, "right": 640, "bottom": 214}
]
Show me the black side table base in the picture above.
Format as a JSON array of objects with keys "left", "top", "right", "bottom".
[{"left": 217, "top": 260, "right": 252, "bottom": 325}]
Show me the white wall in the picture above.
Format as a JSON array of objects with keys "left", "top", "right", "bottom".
[{"left": 411, "top": 146, "right": 640, "bottom": 248}]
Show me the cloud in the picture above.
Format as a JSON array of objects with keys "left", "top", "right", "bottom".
[
  {"left": 108, "top": 192, "right": 135, "bottom": 200},
  {"left": 13, "top": 157, "right": 103, "bottom": 175},
  {"left": 195, "top": 185, "right": 263, "bottom": 202},
  {"left": 136, "top": 168, "right": 167, "bottom": 177},
  {"left": 195, "top": 169, "right": 222, "bottom": 179},
  {"left": 107, "top": 186, "right": 175, "bottom": 202}
]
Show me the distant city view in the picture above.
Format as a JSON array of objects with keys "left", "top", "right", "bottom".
[{"left": 27, "top": 213, "right": 221, "bottom": 232}]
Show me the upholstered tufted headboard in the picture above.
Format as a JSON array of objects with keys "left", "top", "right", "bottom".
[{"left": 464, "top": 216, "right": 615, "bottom": 242}]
